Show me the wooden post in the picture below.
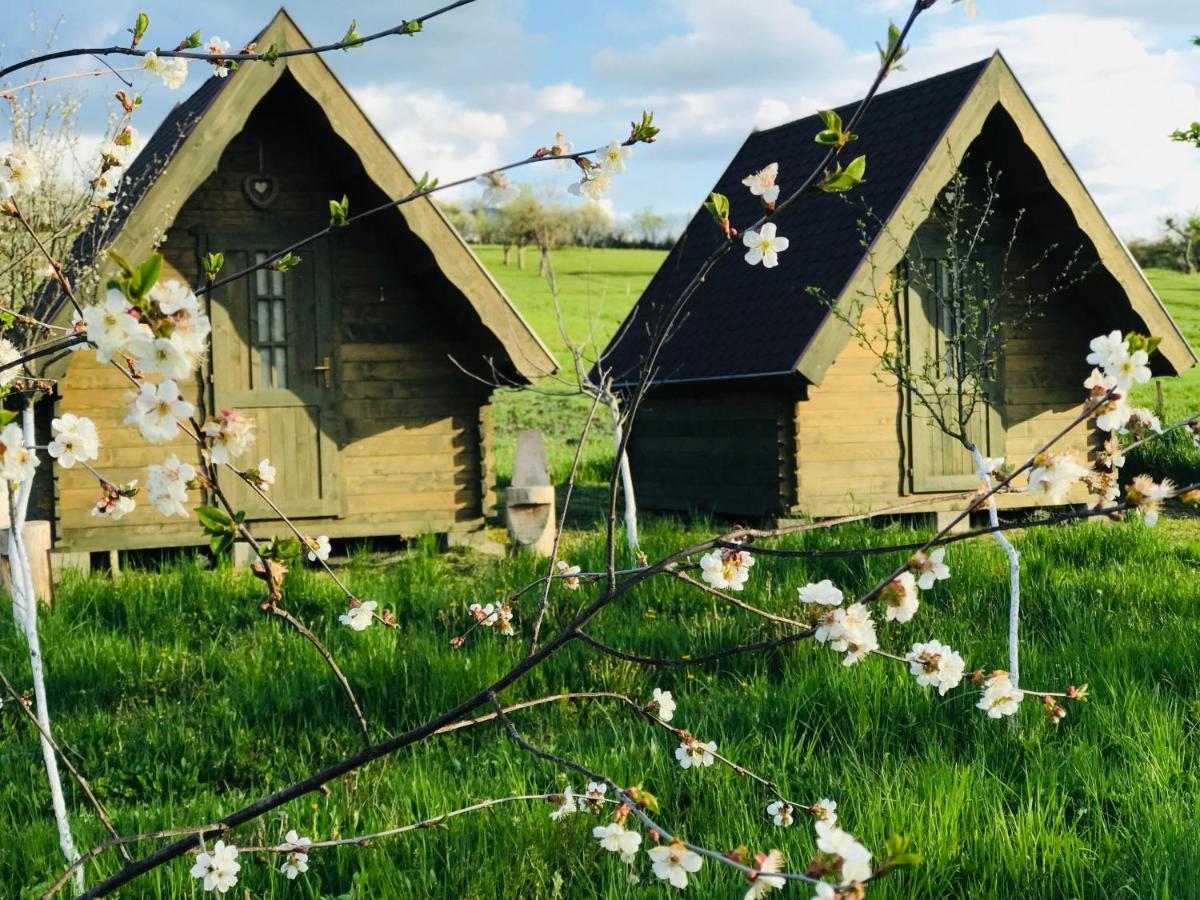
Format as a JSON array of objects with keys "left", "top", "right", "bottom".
[
  {"left": 108, "top": 550, "right": 122, "bottom": 578},
  {"left": 50, "top": 552, "right": 91, "bottom": 581},
  {"left": 505, "top": 431, "right": 556, "bottom": 556},
  {"left": 1, "top": 521, "right": 54, "bottom": 605}
]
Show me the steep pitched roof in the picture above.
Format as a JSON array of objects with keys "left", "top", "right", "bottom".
[
  {"left": 601, "top": 54, "right": 1195, "bottom": 388},
  {"left": 61, "top": 9, "right": 555, "bottom": 381}
]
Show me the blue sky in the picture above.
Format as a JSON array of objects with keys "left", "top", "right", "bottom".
[{"left": 2, "top": 0, "right": 1197, "bottom": 238}]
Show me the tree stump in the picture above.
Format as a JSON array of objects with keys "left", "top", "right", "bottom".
[{"left": 505, "top": 431, "right": 556, "bottom": 556}]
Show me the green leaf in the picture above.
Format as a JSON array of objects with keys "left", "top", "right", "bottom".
[
  {"left": 195, "top": 505, "right": 234, "bottom": 535},
  {"left": 264, "top": 43, "right": 280, "bottom": 66},
  {"left": 210, "top": 533, "right": 235, "bottom": 556},
  {"left": 106, "top": 250, "right": 134, "bottom": 277},
  {"left": 0, "top": 409, "right": 18, "bottom": 428},
  {"left": 876, "top": 20, "right": 909, "bottom": 75},
  {"left": 628, "top": 110, "right": 660, "bottom": 143},
  {"left": 202, "top": 251, "right": 224, "bottom": 277},
  {"left": 814, "top": 108, "right": 858, "bottom": 146},
  {"left": 819, "top": 109, "right": 843, "bottom": 133},
  {"left": 269, "top": 537, "right": 303, "bottom": 560},
  {"left": 401, "top": 20, "right": 423, "bottom": 35},
  {"left": 329, "top": 195, "right": 350, "bottom": 228},
  {"left": 341, "top": 19, "right": 365, "bottom": 50},
  {"left": 128, "top": 254, "right": 162, "bottom": 300},
  {"left": 270, "top": 253, "right": 302, "bottom": 273},
  {"left": 413, "top": 171, "right": 439, "bottom": 193},
  {"left": 182, "top": 30, "right": 201, "bottom": 49},
  {"left": 131, "top": 12, "right": 150, "bottom": 45},
  {"left": 820, "top": 155, "right": 867, "bottom": 193},
  {"left": 703, "top": 192, "right": 730, "bottom": 228}
]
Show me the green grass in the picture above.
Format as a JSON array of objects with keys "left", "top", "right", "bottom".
[
  {"left": 475, "top": 244, "right": 665, "bottom": 486},
  {"left": 3, "top": 517, "right": 1200, "bottom": 897}
]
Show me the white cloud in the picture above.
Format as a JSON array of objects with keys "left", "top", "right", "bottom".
[{"left": 886, "top": 13, "right": 1200, "bottom": 237}]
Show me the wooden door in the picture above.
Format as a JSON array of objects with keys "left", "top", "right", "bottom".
[
  {"left": 904, "top": 255, "right": 1005, "bottom": 493},
  {"left": 206, "top": 231, "right": 340, "bottom": 519}
]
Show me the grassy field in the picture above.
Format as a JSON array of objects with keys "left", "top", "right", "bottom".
[
  {"left": 2, "top": 256, "right": 1199, "bottom": 897},
  {"left": 3, "top": 517, "right": 1200, "bottom": 897}
]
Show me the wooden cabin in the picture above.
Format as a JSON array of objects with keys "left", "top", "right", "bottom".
[
  {"left": 41, "top": 10, "right": 554, "bottom": 555},
  {"left": 600, "top": 55, "right": 1195, "bottom": 519}
]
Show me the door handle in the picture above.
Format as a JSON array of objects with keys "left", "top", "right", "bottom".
[{"left": 313, "top": 356, "right": 332, "bottom": 388}]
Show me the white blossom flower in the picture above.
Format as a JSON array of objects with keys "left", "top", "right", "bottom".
[
  {"left": 585, "top": 781, "right": 607, "bottom": 802},
  {"left": 549, "top": 786, "right": 577, "bottom": 821},
  {"left": 825, "top": 602, "right": 877, "bottom": 665},
  {"left": 146, "top": 453, "right": 195, "bottom": 517},
  {"left": 0, "top": 338, "right": 21, "bottom": 386},
  {"left": 766, "top": 800, "right": 793, "bottom": 827},
  {"left": 648, "top": 841, "right": 703, "bottom": 889},
  {"left": 47, "top": 413, "right": 99, "bottom": 468},
  {"left": 905, "top": 639, "right": 965, "bottom": 695},
  {"left": 202, "top": 410, "right": 255, "bottom": 464},
  {"left": 1095, "top": 395, "right": 1133, "bottom": 433},
  {"left": 593, "top": 821, "right": 642, "bottom": 858},
  {"left": 189, "top": 839, "right": 240, "bottom": 893},
  {"left": 555, "top": 559, "right": 581, "bottom": 589},
  {"left": 1086, "top": 330, "right": 1127, "bottom": 372},
  {"left": 2, "top": 147, "right": 44, "bottom": 196},
  {"left": 124, "top": 380, "right": 194, "bottom": 444},
  {"left": 976, "top": 671, "right": 1023, "bottom": 718},
  {"left": 815, "top": 820, "right": 872, "bottom": 884},
  {"left": 568, "top": 168, "right": 612, "bottom": 201},
  {"left": 279, "top": 830, "right": 310, "bottom": 880},
  {"left": 476, "top": 171, "right": 514, "bottom": 206},
  {"left": 469, "top": 602, "right": 497, "bottom": 625},
  {"left": 1026, "top": 452, "right": 1088, "bottom": 503},
  {"left": 814, "top": 883, "right": 838, "bottom": 900},
  {"left": 675, "top": 739, "right": 717, "bottom": 769},
  {"left": 338, "top": 600, "right": 377, "bottom": 631},
  {"left": 600, "top": 140, "right": 631, "bottom": 174},
  {"left": 745, "top": 849, "right": 786, "bottom": 898},
  {"left": 550, "top": 131, "right": 575, "bottom": 169},
  {"left": 144, "top": 51, "right": 188, "bottom": 89},
  {"left": 82, "top": 289, "right": 150, "bottom": 363},
  {"left": 981, "top": 456, "right": 1005, "bottom": 475},
  {"left": 1126, "top": 407, "right": 1162, "bottom": 436},
  {"left": 651, "top": 687, "right": 676, "bottom": 722},
  {"left": 1128, "top": 474, "right": 1174, "bottom": 527},
  {"left": 92, "top": 482, "right": 136, "bottom": 520},
  {"left": 814, "top": 607, "right": 845, "bottom": 645},
  {"left": 742, "top": 223, "right": 790, "bottom": 268},
  {"left": 307, "top": 534, "right": 331, "bottom": 562},
  {"left": 0, "top": 422, "right": 38, "bottom": 482},
  {"left": 1109, "top": 348, "right": 1151, "bottom": 393},
  {"left": 128, "top": 333, "right": 193, "bottom": 380},
  {"left": 799, "top": 579, "right": 843, "bottom": 606},
  {"left": 255, "top": 458, "right": 276, "bottom": 489},
  {"left": 206, "top": 36, "right": 232, "bottom": 77},
  {"left": 913, "top": 548, "right": 950, "bottom": 591},
  {"left": 882, "top": 571, "right": 919, "bottom": 623},
  {"left": 742, "top": 162, "right": 780, "bottom": 205},
  {"left": 959, "top": 0, "right": 978, "bottom": 18},
  {"left": 698, "top": 547, "right": 755, "bottom": 591},
  {"left": 812, "top": 798, "right": 837, "bottom": 824}
]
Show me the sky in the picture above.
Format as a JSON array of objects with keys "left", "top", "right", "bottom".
[{"left": 1, "top": 0, "right": 1197, "bottom": 239}]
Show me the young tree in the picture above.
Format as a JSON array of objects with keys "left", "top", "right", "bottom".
[{"left": 630, "top": 206, "right": 666, "bottom": 246}]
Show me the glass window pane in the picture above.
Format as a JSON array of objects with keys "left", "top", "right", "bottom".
[
  {"left": 271, "top": 268, "right": 284, "bottom": 296},
  {"left": 256, "top": 300, "right": 270, "bottom": 347},
  {"left": 272, "top": 299, "right": 286, "bottom": 342},
  {"left": 260, "top": 352, "right": 272, "bottom": 389},
  {"left": 255, "top": 253, "right": 268, "bottom": 296},
  {"left": 274, "top": 347, "right": 288, "bottom": 389}
]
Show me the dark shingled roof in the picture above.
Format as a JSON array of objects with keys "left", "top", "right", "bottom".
[{"left": 601, "top": 58, "right": 991, "bottom": 388}]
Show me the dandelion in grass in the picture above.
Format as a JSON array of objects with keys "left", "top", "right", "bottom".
[
  {"left": 279, "top": 830, "right": 310, "bottom": 880},
  {"left": 650, "top": 687, "right": 676, "bottom": 722},
  {"left": 905, "top": 639, "right": 965, "bottom": 695},
  {"left": 339, "top": 600, "right": 376, "bottom": 631},
  {"left": 745, "top": 849, "right": 786, "bottom": 898},
  {"left": 648, "top": 841, "right": 703, "bottom": 889},
  {"left": 190, "top": 840, "right": 240, "bottom": 893},
  {"left": 766, "top": 800, "right": 793, "bottom": 827},
  {"left": 675, "top": 738, "right": 717, "bottom": 769},
  {"left": 699, "top": 547, "right": 754, "bottom": 591},
  {"left": 594, "top": 821, "right": 642, "bottom": 860},
  {"left": 742, "top": 223, "right": 790, "bottom": 268},
  {"left": 799, "top": 579, "right": 842, "bottom": 606}
]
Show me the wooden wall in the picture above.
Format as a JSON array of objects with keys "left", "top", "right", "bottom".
[
  {"left": 627, "top": 387, "right": 795, "bottom": 517},
  {"left": 51, "top": 74, "right": 498, "bottom": 551}
]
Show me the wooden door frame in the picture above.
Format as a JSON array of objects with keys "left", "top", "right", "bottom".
[{"left": 201, "top": 228, "right": 342, "bottom": 519}]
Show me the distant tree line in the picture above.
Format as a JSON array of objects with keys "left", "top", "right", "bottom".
[
  {"left": 1128, "top": 214, "right": 1200, "bottom": 274},
  {"left": 438, "top": 187, "right": 675, "bottom": 273}
]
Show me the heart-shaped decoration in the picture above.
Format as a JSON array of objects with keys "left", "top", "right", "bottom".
[{"left": 243, "top": 175, "right": 279, "bottom": 210}]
